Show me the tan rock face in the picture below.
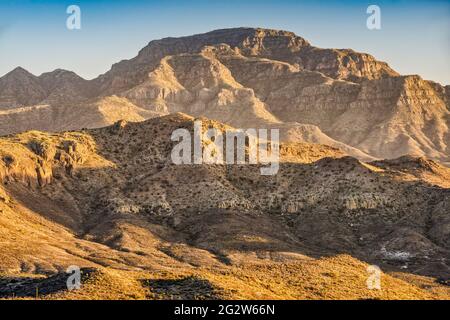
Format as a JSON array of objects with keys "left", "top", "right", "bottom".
[
  {"left": 0, "top": 28, "right": 448, "bottom": 165},
  {"left": 0, "top": 130, "right": 106, "bottom": 187},
  {"left": 93, "top": 28, "right": 396, "bottom": 95},
  {"left": 327, "top": 76, "right": 450, "bottom": 161},
  {"left": 296, "top": 47, "right": 399, "bottom": 82}
]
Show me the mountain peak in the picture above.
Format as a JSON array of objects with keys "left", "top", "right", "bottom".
[
  {"left": 3, "top": 66, "right": 36, "bottom": 79},
  {"left": 141, "top": 27, "right": 311, "bottom": 57},
  {"left": 39, "top": 69, "right": 85, "bottom": 81},
  {"left": 0, "top": 67, "right": 46, "bottom": 109},
  {"left": 40, "top": 68, "right": 76, "bottom": 76},
  {"left": 192, "top": 27, "right": 307, "bottom": 40}
]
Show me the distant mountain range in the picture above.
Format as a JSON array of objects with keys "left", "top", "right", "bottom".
[{"left": 0, "top": 28, "right": 449, "bottom": 165}]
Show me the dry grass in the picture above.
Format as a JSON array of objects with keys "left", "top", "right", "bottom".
[{"left": 3, "top": 255, "right": 446, "bottom": 300}]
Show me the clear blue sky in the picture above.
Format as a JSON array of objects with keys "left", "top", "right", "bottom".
[{"left": 0, "top": 0, "right": 449, "bottom": 85}]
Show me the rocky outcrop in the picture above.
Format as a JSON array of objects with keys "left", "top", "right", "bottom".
[
  {"left": 296, "top": 47, "right": 399, "bottom": 82},
  {"left": 0, "top": 132, "right": 106, "bottom": 187}
]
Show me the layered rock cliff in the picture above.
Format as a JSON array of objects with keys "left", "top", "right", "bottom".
[{"left": 0, "top": 28, "right": 448, "bottom": 165}]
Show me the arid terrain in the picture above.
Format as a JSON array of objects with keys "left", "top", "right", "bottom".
[
  {"left": 0, "top": 28, "right": 449, "bottom": 300},
  {"left": 1, "top": 28, "right": 449, "bottom": 164}
]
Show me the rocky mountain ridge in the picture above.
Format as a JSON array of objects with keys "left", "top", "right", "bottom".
[{"left": 0, "top": 28, "right": 448, "bottom": 165}]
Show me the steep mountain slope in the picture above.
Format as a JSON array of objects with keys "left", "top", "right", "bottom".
[
  {"left": 328, "top": 76, "right": 450, "bottom": 161},
  {"left": 121, "top": 50, "right": 280, "bottom": 128},
  {"left": 0, "top": 114, "right": 448, "bottom": 300},
  {"left": 0, "top": 28, "right": 448, "bottom": 165},
  {"left": 0, "top": 67, "right": 93, "bottom": 109},
  {"left": 0, "top": 96, "right": 162, "bottom": 135},
  {"left": 38, "top": 69, "right": 93, "bottom": 105},
  {"left": 94, "top": 28, "right": 398, "bottom": 95},
  {"left": 203, "top": 44, "right": 449, "bottom": 163},
  {"left": 0, "top": 67, "right": 48, "bottom": 109}
]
